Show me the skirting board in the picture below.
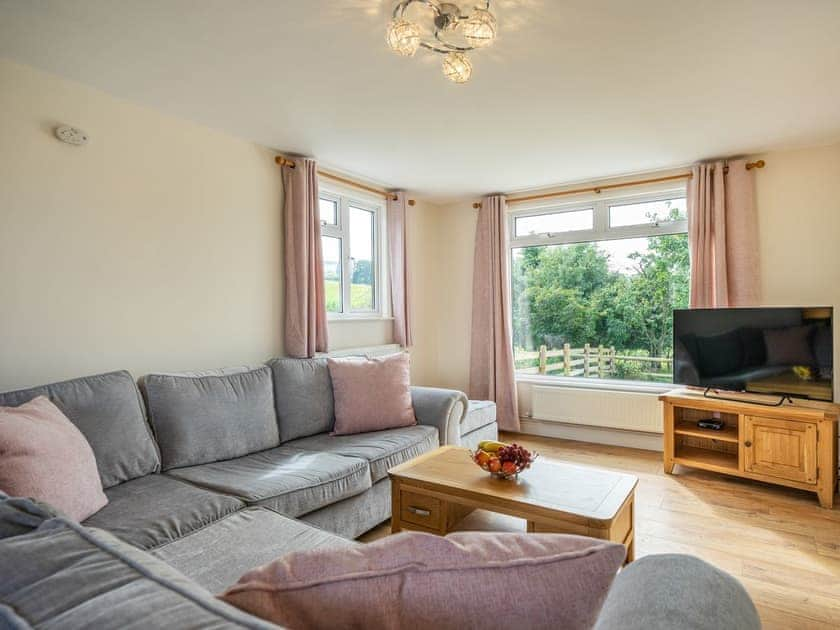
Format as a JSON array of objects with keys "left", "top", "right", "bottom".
[{"left": 516, "top": 417, "right": 664, "bottom": 452}]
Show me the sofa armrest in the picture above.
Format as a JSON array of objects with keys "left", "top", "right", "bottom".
[
  {"left": 594, "top": 554, "right": 760, "bottom": 630},
  {"left": 410, "top": 387, "right": 469, "bottom": 446}
]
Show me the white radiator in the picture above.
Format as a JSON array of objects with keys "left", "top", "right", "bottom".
[{"left": 530, "top": 385, "right": 663, "bottom": 433}]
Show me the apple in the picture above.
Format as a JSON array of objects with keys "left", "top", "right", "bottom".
[
  {"left": 475, "top": 450, "right": 491, "bottom": 467},
  {"left": 501, "top": 461, "right": 518, "bottom": 475},
  {"left": 488, "top": 457, "right": 502, "bottom": 473}
]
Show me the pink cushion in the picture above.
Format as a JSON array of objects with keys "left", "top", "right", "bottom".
[
  {"left": 220, "top": 531, "right": 626, "bottom": 630},
  {"left": 328, "top": 353, "right": 416, "bottom": 435},
  {"left": 0, "top": 396, "right": 107, "bottom": 521}
]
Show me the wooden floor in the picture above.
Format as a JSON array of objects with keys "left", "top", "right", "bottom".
[{"left": 362, "top": 433, "right": 840, "bottom": 629}]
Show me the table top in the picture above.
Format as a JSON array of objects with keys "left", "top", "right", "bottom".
[{"left": 389, "top": 446, "right": 638, "bottom": 524}]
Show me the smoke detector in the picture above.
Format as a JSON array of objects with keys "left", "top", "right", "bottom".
[{"left": 55, "top": 125, "right": 89, "bottom": 146}]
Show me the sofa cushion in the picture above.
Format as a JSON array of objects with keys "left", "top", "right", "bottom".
[
  {"left": 0, "top": 516, "right": 276, "bottom": 630},
  {"left": 143, "top": 367, "right": 279, "bottom": 470},
  {"left": 166, "top": 447, "right": 371, "bottom": 518},
  {"left": 0, "top": 492, "right": 58, "bottom": 540},
  {"left": 461, "top": 400, "right": 497, "bottom": 436},
  {"left": 328, "top": 354, "right": 417, "bottom": 436},
  {"left": 153, "top": 507, "right": 355, "bottom": 594},
  {"left": 287, "top": 425, "right": 439, "bottom": 483},
  {"left": 220, "top": 532, "right": 626, "bottom": 630},
  {"left": 300, "top": 477, "right": 392, "bottom": 540},
  {"left": 0, "top": 396, "right": 108, "bottom": 521},
  {"left": 83, "top": 474, "right": 244, "bottom": 550},
  {"left": 267, "top": 357, "right": 335, "bottom": 442},
  {"left": 0, "top": 370, "right": 160, "bottom": 488}
]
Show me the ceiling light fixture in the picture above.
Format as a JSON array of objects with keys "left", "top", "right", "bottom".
[{"left": 386, "top": 1, "right": 497, "bottom": 84}]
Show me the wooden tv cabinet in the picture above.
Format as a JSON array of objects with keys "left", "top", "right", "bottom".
[{"left": 660, "top": 390, "right": 838, "bottom": 508}]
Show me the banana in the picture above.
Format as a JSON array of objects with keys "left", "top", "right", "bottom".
[{"left": 477, "top": 440, "right": 508, "bottom": 453}]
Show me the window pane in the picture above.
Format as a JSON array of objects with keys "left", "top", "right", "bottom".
[
  {"left": 514, "top": 209, "right": 593, "bottom": 237},
  {"left": 609, "top": 198, "right": 686, "bottom": 227},
  {"left": 511, "top": 232, "right": 689, "bottom": 383},
  {"left": 348, "top": 206, "right": 375, "bottom": 311},
  {"left": 322, "top": 236, "right": 342, "bottom": 313},
  {"left": 319, "top": 198, "right": 338, "bottom": 225}
]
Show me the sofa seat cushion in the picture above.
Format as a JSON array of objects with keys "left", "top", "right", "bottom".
[
  {"left": 0, "top": 370, "right": 160, "bottom": 488},
  {"left": 153, "top": 507, "right": 355, "bottom": 594},
  {"left": 287, "top": 425, "right": 439, "bottom": 483},
  {"left": 462, "top": 400, "right": 497, "bottom": 436},
  {"left": 166, "top": 447, "right": 371, "bottom": 517},
  {"left": 0, "top": 515, "right": 275, "bottom": 630},
  {"left": 83, "top": 474, "right": 244, "bottom": 550}
]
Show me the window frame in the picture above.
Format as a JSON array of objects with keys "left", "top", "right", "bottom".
[
  {"left": 507, "top": 185, "right": 688, "bottom": 391},
  {"left": 319, "top": 185, "right": 387, "bottom": 320}
]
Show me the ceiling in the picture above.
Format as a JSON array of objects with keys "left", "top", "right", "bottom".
[{"left": 2, "top": 0, "right": 840, "bottom": 201}]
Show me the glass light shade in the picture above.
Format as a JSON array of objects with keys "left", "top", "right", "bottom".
[
  {"left": 386, "top": 18, "right": 421, "bottom": 57},
  {"left": 442, "top": 52, "right": 472, "bottom": 83},
  {"left": 462, "top": 8, "right": 497, "bottom": 48}
]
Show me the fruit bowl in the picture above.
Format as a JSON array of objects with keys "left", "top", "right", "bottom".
[{"left": 472, "top": 441, "right": 537, "bottom": 480}]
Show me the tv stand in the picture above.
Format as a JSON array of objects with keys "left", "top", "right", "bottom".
[
  {"left": 660, "top": 389, "right": 838, "bottom": 508},
  {"left": 702, "top": 387, "right": 792, "bottom": 408}
]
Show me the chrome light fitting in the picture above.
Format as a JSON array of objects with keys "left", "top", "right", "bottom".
[{"left": 386, "top": 1, "right": 497, "bottom": 84}]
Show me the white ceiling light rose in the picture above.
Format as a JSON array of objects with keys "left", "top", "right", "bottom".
[{"left": 385, "top": 1, "right": 497, "bottom": 84}]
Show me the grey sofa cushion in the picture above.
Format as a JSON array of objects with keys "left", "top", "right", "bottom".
[
  {"left": 0, "top": 517, "right": 276, "bottom": 630},
  {"left": 462, "top": 400, "right": 497, "bottom": 436},
  {"left": 300, "top": 477, "right": 392, "bottom": 540},
  {"left": 143, "top": 367, "right": 279, "bottom": 470},
  {"left": 460, "top": 422, "right": 500, "bottom": 452},
  {"left": 594, "top": 554, "right": 760, "bottom": 630},
  {"left": 267, "top": 357, "right": 335, "bottom": 442},
  {"left": 0, "top": 370, "right": 160, "bottom": 488},
  {"left": 0, "top": 492, "right": 58, "bottom": 539},
  {"left": 166, "top": 447, "right": 371, "bottom": 517},
  {"left": 288, "top": 425, "right": 439, "bottom": 482},
  {"left": 153, "top": 507, "right": 354, "bottom": 594},
  {"left": 83, "top": 474, "right": 244, "bottom": 550}
]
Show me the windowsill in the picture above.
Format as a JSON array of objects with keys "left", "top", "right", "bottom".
[
  {"left": 327, "top": 315, "right": 394, "bottom": 323},
  {"left": 515, "top": 373, "right": 672, "bottom": 395}
]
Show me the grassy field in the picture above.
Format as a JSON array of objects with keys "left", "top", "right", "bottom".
[{"left": 325, "top": 279, "right": 373, "bottom": 312}]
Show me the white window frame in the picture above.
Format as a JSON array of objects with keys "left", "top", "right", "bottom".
[
  {"left": 507, "top": 184, "right": 688, "bottom": 391},
  {"left": 320, "top": 185, "right": 388, "bottom": 320}
]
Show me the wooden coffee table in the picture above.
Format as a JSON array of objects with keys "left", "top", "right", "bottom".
[{"left": 389, "top": 446, "right": 638, "bottom": 562}]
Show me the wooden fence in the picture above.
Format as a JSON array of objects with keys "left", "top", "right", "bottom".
[{"left": 516, "top": 344, "right": 673, "bottom": 377}]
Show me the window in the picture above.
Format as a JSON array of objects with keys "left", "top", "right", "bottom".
[
  {"left": 509, "top": 190, "right": 688, "bottom": 385},
  {"left": 320, "top": 189, "right": 384, "bottom": 317}
]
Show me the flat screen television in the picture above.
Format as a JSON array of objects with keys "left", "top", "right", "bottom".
[{"left": 673, "top": 307, "right": 834, "bottom": 402}]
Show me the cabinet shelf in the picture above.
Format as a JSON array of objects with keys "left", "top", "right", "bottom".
[
  {"left": 673, "top": 446, "right": 739, "bottom": 474},
  {"left": 673, "top": 421, "right": 738, "bottom": 444}
]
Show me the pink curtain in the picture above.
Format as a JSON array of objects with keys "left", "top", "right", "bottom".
[
  {"left": 387, "top": 191, "right": 413, "bottom": 347},
  {"left": 688, "top": 158, "right": 760, "bottom": 308},
  {"left": 282, "top": 158, "right": 328, "bottom": 358},
  {"left": 469, "top": 195, "right": 520, "bottom": 431}
]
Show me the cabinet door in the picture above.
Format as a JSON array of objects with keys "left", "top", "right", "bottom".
[{"left": 743, "top": 416, "right": 817, "bottom": 484}]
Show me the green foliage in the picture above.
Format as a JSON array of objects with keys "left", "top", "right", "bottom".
[
  {"left": 351, "top": 259, "right": 373, "bottom": 285},
  {"left": 512, "top": 223, "right": 689, "bottom": 371},
  {"left": 325, "top": 280, "right": 373, "bottom": 312}
]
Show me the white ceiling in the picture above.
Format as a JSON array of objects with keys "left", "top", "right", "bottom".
[{"left": 2, "top": 0, "right": 840, "bottom": 200}]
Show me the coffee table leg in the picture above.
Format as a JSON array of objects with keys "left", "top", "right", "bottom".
[{"left": 390, "top": 478, "right": 402, "bottom": 534}]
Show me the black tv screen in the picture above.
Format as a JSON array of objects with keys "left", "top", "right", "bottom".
[{"left": 673, "top": 307, "right": 833, "bottom": 402}]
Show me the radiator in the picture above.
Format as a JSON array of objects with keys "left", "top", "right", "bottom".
[{"left": 530, "top": 385, "right": 663, "bottom": 433}]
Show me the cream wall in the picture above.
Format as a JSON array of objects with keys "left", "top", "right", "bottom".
[{"left": 0, "top": 60, "right": 402, "bottom": 391}]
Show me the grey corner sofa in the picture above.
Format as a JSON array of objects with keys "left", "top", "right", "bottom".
[{"left": 0, "top": 359, "right": 760, "bottom": 630}]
